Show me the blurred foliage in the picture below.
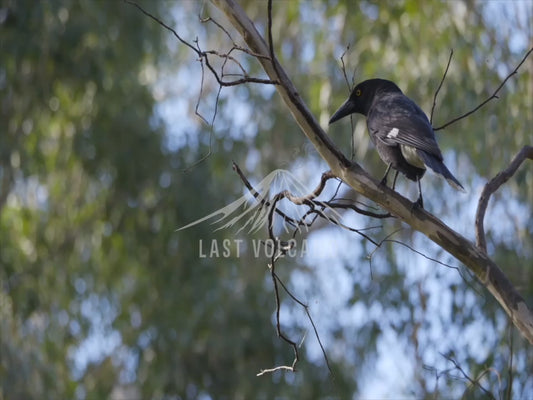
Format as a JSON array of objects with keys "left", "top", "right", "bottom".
[{"left": 1, "top": 0, "right": 532, "bottom": 399}]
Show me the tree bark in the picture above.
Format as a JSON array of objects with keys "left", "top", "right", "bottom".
[{"left": 211, "top": 0, "right": 533, "bottom": 344}]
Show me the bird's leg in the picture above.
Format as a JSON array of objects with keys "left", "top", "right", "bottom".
[
  {"left": 380, "top": 163, "right": 392, "bottom": 187},
  {"left": 391, "top": 170, "right": 399, "bottom": 190},
  {"left": 413, "top": 178, "right": 424, "bottom": 209}
]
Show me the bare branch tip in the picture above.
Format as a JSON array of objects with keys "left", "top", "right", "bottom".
[{"left": 436, "top": 46, "right": 533, "bottom": 130}]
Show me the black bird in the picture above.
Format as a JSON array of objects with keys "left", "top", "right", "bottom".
[{"left": 329, "top": 78, "right": 464, "bottom": 207}]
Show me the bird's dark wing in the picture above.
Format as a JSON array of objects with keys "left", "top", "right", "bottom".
[{"left": 367, "top": 94, "right": 443, "bottom": 160}]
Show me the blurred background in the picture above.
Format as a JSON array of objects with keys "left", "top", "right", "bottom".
[{"left": 1, "top": 0, "right": 532, "bottom": 398}]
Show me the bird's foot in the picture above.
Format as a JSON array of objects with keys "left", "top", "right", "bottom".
[{"left": 412, "top": 196, "right": 424, "bottom": 210}]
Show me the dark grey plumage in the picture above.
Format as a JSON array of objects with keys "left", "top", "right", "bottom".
[{"left": 329, "top": 78, "right": 464, "bottom": 206}]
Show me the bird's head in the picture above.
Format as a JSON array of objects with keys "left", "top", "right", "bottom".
[{"left": 329, "top": 78, "right": 402, "bottom": 124}]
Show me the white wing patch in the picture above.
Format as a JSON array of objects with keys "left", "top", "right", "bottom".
[{"left": 387, "top": 127, "right": 399, "bottom": 138}]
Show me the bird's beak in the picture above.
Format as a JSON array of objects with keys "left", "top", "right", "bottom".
[{"left": 329, "top": 99, "right": 356, "bottom": 124}]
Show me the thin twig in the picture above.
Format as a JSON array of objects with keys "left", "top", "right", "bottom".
[
  {"left": 338, "top": 46, "right": 357, "bottom": 159},
  {"left": 339, "top": 45, "right": 354, "bottom": 92},
  {"left": 194, "top": 52, "right": 210, "bottom": 125},
  {"left": 205, "top": 48, "right": 249, "bottom": 77},
  {"left": 125, "top": 0, "right": 198, "bottom": 53},
  {"left": 273, "top": 271, "right": 332, "bottom": 373},
  {"left": 323, "top": 201, "right": 392, "bottom": 219},
  {"left": 441, "top": 353, "right": 497, "bottom": 400},
  {"left": 184, "top": 78, "right": 223, "bottom": 172},
  {"left": 435, "top": 47, "right": 533, "bottom": 131},
  {"left": 386, "top": 239, "right": 460, "bottom": 271},
  {"left": 257, "top": 365, "right": 295, "bottom": 376},
  {"left": 430, "top": 49, "right": 454, "bottom": 124},
  {"left": 257, "top": 249, "right": 300, "bottom": 376},
  {"left": 304, "top": 305, "right": 331, "bottom": 372},
  {"left": 199, "top": 15, "right": 235, "bottom": 43}
]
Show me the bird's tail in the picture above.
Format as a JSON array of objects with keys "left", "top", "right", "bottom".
[{"left": 417, "top": 150, "right": 465, "bottom": 192}]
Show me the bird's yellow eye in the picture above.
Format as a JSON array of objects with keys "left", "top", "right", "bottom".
[{"left": 355, "top": 89, "right": 362, "bottom": 96}]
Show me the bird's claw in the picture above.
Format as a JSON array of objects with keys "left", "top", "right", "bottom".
[{"left": 412, "top": 196, "right": 424, "bottom": 210}]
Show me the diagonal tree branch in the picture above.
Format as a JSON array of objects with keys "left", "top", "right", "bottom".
[
  {"left": 475, "top": 145, "right": 533, "bottom": 252},
  {"left": 211, "top": 0, "right": 533, "bottom": 344}
]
